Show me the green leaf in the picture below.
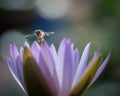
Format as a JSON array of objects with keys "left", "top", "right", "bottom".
[
  {"left": 23, "top": 47, "right": 54, "bottom": 96},
  {"left": 69, "top": 54, "right": 101, "bottom": 96}
]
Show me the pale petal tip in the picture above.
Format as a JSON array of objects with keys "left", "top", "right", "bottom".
[
  {"left": 84, "top": 42, "right": 91, "bottom": 50},
  {"left": 9, "top": 43, "right": 18, "bottom": 52},
  {"left": 24, "top": 41, "right": 30, "bottom": 48},
  {"left": 50, "top": 43, "right": 55, "bottom": 48},
  {"left": 109, "top": 48, "right": 112, "bottom": 54},
  {"left": 40, "top": 40, "right": 49, "bottom": 48},
  {"left": 62, "top": 37, "right": 71, "bottom": 43},
  {"left": 33, "top": 40, "right": 38, "bottom": 44},
  {"left": 9, "top": 43, "right": 15, "bottom": 48},
  {"left": 31, "top": 41, "right": 40, "bottom": 48},
  {"left": 88, "top": 42, "right": 91, "bottom": 46},
  {"left": 75, "top": 48, "right": 79, "bottom": 53},
  {"left": 107, "top": 49, "right": 111, "bottom": 61},
  {"left": 62, "top": 38, "right": 72, "bottom": 45}
]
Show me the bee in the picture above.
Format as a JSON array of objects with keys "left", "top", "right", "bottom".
[{"left": 25, "top": 29, "right": 55, "bottom": 43}]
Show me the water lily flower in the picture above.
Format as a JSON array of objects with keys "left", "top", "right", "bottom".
[{"left": 6, "top": 38, "right": 111, "bottom": 96}]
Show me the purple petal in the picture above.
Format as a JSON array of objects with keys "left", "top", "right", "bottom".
[
  {"left": 20, "top": 47, "right": 24, "bottom": 61},
  {"left": 31, "top": 41, "right": 40, "bottom": 63},
  {"left": 89, "top": 51, "right": 111, "bottom": 86},
  {"left": 7, "top": 57, "right": 18, "bottom": 78},
  {"left": 16, "top": 56, "right": 24, "bottom": 87},
  {"left": 73, "top": 48, "right": 80, "bottom": 76},
  {"left": 40, "top": 41, "right": 56, "bottom": 77},
  {"left": 72, "top": 42, "right": 91, "bottom": 88},
  {"left": 58, "top": 38, "right": 74, "bottom": 96},
  {"left": 56, "top": 38, "right": 66, "bottom": 88},
  {"left": 9, "top": 43, "right": 24, "bottom": 85},
  {"left": 24, "top": 41, "right": 30, "bottom": 48},
  {"left": 50, "top": 44, "right": 60, "bottom": 90},
  {"left": 87, "top": 48, "right": 100, "bottom": 68},
  {"left": 6, "top": 57, "right": 26, "bottom": 93},
  {"left": 50, "top": 44, "right": 57, "bottom": 65},
  {"left": 9, "top": 44, "right": 19, "bottom": 77},
  {"left": 9, "top": 44, "right": 19, "bottom": 62},
  {"left": 39, "top": 41, "right": 59, "bottom": 94},
  {"left": 93, "top": 48, "right": 100, "bottom": 58}
]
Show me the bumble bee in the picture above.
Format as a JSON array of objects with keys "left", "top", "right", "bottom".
[{"left": 25, "top": 29, "right": 55, "bottom": 43}]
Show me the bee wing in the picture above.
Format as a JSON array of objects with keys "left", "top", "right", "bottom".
[
  {"left": 44, "top": 32, "right": 55, "bottom": 36},
  {"left": 24, "top": 34, "right": 35, "bottom": 38}
]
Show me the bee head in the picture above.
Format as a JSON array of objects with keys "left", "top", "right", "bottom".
[{"left": 34, "top": 30, "right": 42, "bottom": 36}]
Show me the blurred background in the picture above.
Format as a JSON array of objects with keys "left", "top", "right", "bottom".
[{"left": 0, "top": 0, "right": 120, "bottom": 96}]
